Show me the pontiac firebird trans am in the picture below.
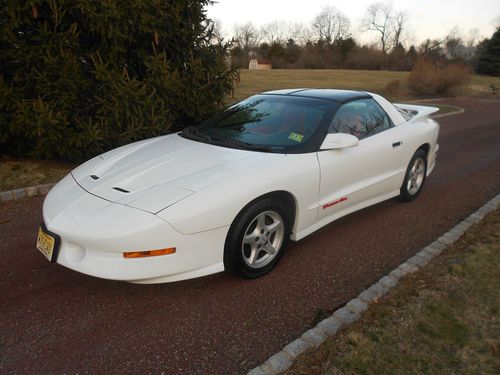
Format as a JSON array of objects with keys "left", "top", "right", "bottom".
[{"left": 37, "top": 89, "right": 440, "bottom": 284}]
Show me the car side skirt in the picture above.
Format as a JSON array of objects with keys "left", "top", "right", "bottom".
[{"left": 291, "top": 190, "right": 400, "bottom": 241}]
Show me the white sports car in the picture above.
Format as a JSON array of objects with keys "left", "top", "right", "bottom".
[{"left": 37, "top": 89, "right": 440, "bottom": 283}]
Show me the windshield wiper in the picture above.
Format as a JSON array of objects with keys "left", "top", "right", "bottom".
[
  {"left": 182, "top": 128, "right": 275, "bottom": 152},
  {"left": 182, "top": 126, "right": 212, "bottom": 143},
  {"left": 210, "top": 136, "right": 275, "bottom": 152}
]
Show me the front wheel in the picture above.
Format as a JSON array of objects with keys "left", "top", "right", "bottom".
[
  {"left": 224, "top": 198, "right": 291, "bottom": 278},
  {"left": 400, "top": 149, "right": 427, "bottom": 202}
]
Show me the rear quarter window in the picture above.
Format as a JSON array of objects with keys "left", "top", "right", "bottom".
[{"left": 329, "top": 98, "right": 393, "bottom": 139}]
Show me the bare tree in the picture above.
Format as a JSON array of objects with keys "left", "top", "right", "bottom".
[
  {"left": 234, "top": 22, "right": 261, "bottom": 52},
  {"left": 444, "top": 27, "right": 477, "bottom": 60},
  {"left": 261, "top": 20, "right": 290, "bottom": 45},
  {"left": 444, "top": 27, "right": 463, "bottom": 59},
  {"left": 290, "top": 22, "right": 315, "bottom": 45},
  {"left": 312, "top": 5, "right": 351, "bottom": 44},
  {"left": 362, "top": 2, "right": 411, "bottom": 53},
  {"left": 392, "top": 11, "right": 408, "bottom": 48},
  {"left": 466, "top": 28, "right": 480, "bottom": 47},
  {"left": 361, "top": 2, "right": 393, "bottom": 54},
  {"left": 419, "top": 38, "right": 444, "bottom": 56},
  {"left": 335, "top": 14, "right": 351, "bottom": 42}
]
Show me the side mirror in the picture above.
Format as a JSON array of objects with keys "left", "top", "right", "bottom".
[{"left": 320, "top": 133, "right": 359, "bottom": 150}]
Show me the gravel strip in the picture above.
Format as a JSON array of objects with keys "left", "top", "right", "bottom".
[
  {"left": 0, "top": 183, "right": 56, "bottom": 202},
  {"left": 248, "top": 192, "right": 500, "bottom": 375}
]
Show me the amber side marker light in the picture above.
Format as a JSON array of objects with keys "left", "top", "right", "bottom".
[{"left": 123, "top": 248, "right": 176, "bottom": 258}]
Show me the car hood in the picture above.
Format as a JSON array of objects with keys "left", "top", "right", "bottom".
[{"left": 72, "top": 134, "right": 281, "bottom": 213}]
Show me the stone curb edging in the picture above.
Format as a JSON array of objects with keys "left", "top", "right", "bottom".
[
  {"left": 248, "top": 193, "right": 500, "bottom": 375},
  {"left": 0, "top": 183, "right": 56, "bottom": 202}
]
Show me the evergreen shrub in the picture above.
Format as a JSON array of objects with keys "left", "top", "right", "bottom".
[
  {"left": 0, "top": 1, "right": 238, "bottom": 161},
  {"left": 476, "top": 27, "right": 500, "bottom": 76}
]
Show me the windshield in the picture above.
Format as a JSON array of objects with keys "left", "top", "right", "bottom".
[{"left": 182, "top": 95, "right": 335, "bottom": 153}]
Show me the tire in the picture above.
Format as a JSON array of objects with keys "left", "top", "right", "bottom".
[
  {"left": 400, "top": 149, "right": 427, "bottom": 202},
  {"left": 224, "top": 198, "right": 292, "bottom": 279}
]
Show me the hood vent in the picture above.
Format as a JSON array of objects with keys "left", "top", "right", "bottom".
[
  {"left": 112, "top": 187, "right": 130, "bottom": 193},
  {"left": 90, "top": 175, "right": 100, "bottom": 180}
]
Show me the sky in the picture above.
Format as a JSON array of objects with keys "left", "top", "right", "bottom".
[{"left": 206, "top": 0, "right": 500, "bottom": 45}]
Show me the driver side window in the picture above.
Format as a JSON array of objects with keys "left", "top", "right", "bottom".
[{"left": 329, "top": 98, "right": 392, "bottom": 139}]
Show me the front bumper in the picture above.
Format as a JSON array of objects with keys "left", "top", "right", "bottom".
[{"left": 42, "top": 175, "right": 227, "bottom": 283}]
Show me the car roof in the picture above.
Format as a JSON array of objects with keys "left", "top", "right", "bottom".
[{"left": 261, "top": 88, "right": 372, "bottom": 103}]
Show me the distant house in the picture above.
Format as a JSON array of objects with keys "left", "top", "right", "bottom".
[{"left": 249, "top": 59, "right": 272, "bottom": 70}]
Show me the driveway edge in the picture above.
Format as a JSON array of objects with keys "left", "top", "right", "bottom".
[
  {"left": 248, "top": 192, "right": 500, "bottom": 375},
  {"left": 0, "top": 183, "right": 56, "bottom": 202},
  {"left": 405, "top": 97, "right": 465, "bottom": 118},
  {"left": 432, "top": 106, "right": 465, "bottom": 119}
]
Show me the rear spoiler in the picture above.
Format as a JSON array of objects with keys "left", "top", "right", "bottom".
[{"left": 393, "top": 103, "right": 439, "bottom": 122}]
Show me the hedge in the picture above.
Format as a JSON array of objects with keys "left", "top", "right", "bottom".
[{"left": 0, "top": 1, "right": 238, "bottom": 161}]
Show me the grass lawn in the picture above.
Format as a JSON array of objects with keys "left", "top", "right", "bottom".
[
  {"left": 285, "top": 208, "right": 500, "bottom": 375},
  {"left": 230, "top": 69, "right": 500, "bottom": 103},
  {"left": 231, "top": 69, "right": 410, "bottom": 103},
  {"left": 0, "top": 159, "right": 74, "bottom": 191}
]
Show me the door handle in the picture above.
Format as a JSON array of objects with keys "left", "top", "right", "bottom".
[{"left": 392, "top": 141, "right": 402, "bottom": 148}]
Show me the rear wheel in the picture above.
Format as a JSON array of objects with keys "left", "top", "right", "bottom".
[
  {"left": 400, "top": 149, "right": 427, "bottom": 201},
  {"left": 224, "top": 198, "right": 291, "bottom": 278}
]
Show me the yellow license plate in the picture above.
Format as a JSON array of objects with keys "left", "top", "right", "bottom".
[{"left": 36, "top": 226, "right": 56, "bottom": 261}]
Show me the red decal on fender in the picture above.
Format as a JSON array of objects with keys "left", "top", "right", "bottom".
[{"left": 322, "top": 196, "right": 348, "bottom": 209}]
